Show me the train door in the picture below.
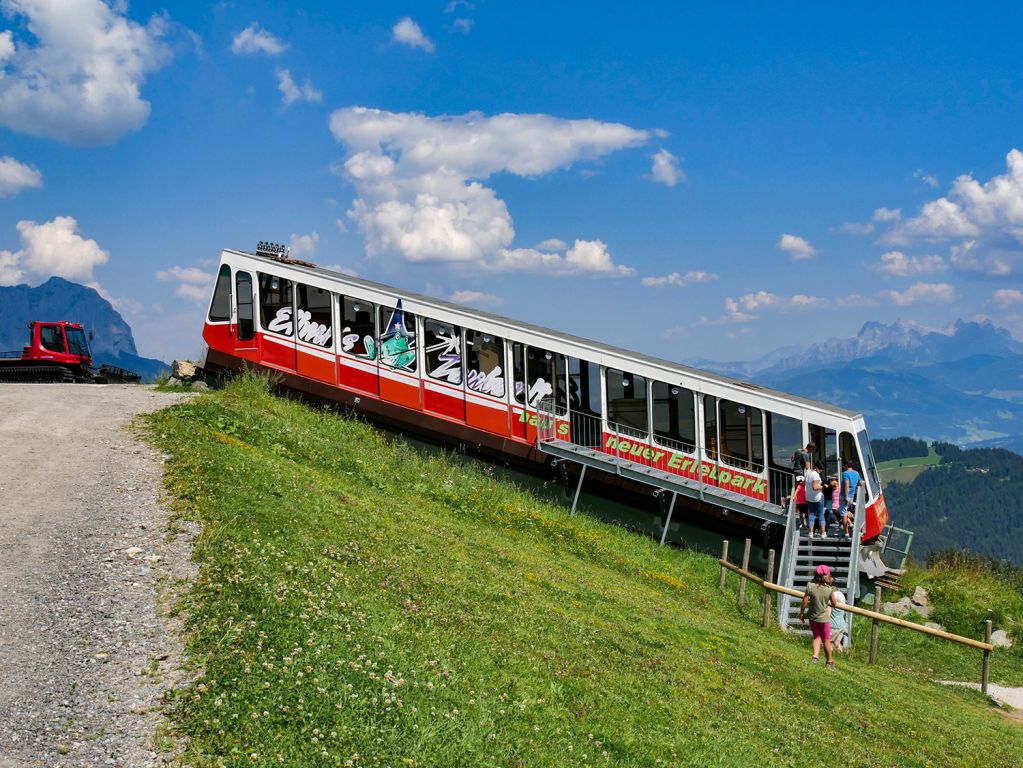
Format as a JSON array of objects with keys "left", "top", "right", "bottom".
[
  {"left": 513, "top": 346, "right": 566, "bottom": 443},
  {"left": 766, "top": 411, "right": 802, "bottom": 506},
  {"left": 568, "top": 357, "right": 602, "bottom": 447},
  {"left": 294, "top": 283, "right": 336, "bottom": 385},
  {"left": 337, "top": 295, "right": 378, "bottom": 396},
  {"left": 233, "top": 270, "right": 258, "bottom": 363},
  {"left": 809, "top": 423, "right": 838, "bottom": 478},
  {"left": 421, "top": 318, "right": 465, "bottom": 421},
  {"left": 605, "top": 368, "right": 651, "bottom": 464},
  {"left": 377, "top": 300, "right": 421, "bottom": 410},
  {"left": 465, "top": 328, "right": 509, "bottom": 435},
  {"left": 257, "top": 272, "right": 296, "bottom": 371},
  {"left": 510, "top": 342, "right": 527, "bottom": 440}
]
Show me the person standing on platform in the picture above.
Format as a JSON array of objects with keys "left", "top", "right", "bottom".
[
  {"left": 792, "top": 441, "right": 815, "bottom": 474},
  {"left": 840, "top": 459, "right": 861, "bottom": 519},
  {"left": 804, "top": 461, "right": 826, "bottom": 538}
]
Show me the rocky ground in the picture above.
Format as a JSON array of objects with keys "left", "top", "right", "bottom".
[{"left": 0, "top": 384, "right": 194, "bottom": 768}]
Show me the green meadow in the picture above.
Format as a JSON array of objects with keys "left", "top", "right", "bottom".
[{"left": 145, "top": 374, "right": 1023, "bottom": 767}]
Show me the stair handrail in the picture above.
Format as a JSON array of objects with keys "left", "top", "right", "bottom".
[{"left": 776, "top": 490, "right": 800, "bottom": 629}]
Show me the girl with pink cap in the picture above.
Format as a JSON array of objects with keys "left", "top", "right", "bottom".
[{"left": 800, "top": 564, "right": 840, "bottom": 668}]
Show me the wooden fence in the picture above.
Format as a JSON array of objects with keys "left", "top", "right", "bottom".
[{"left": 718, "top": 538, "right": 995, "bottom": 694}]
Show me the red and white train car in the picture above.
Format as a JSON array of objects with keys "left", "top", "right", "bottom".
[{"left": 201, "top": 244, "right": 890, "bottom": 540}]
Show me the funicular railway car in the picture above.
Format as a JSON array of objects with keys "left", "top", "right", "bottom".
[{"left": 201, "top": 244, "right": 890, "bottom": 573}]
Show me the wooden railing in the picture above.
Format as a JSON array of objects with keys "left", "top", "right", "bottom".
[{"left": 718, "top": 539, "right": 996, "bottom": 693}]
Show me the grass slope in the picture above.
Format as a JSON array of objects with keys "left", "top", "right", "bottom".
[
  {"left": 145, "top": 376, "right": 1023, "bottom": 767},
  {"left": 876, "top": 446, "right": 942, "bottom": 484}
]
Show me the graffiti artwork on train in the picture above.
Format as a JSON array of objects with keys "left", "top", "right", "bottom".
[
  {"left": 380, "top": 299, "right": 417, "bottom": 371},
  {"left": 425, "top": 327, "right": 462, "bottom": 383},
  {"left": 265, "top": 306, "right": 333, "bottom": 347},
  {"left": 467, "top": 366, "right": 505, "bottom": 396}
]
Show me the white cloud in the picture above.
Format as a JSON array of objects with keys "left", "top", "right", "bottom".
[
  {"left": 777, "top": 233, "right": 817, "bottom": 260},
  {"left": 276, "top": 69, "right": 322, "bottom": 106},
  {"left": 450, "top": 289, "right": 501, "bottom": 306},
  {"left": 881, "top": 149, "right": 1023, "bottom": 276},
  {"left": 156, "top": 264, "right": 214, "bottom": 302},
  {"left": 647, "top": 149, "right": 684, "bottom": 187},
  {"left": 0, "top": 216, "right": 109, "bottom": 285},
  {"left": 452, "top": 18, "right": 473, "bottom": 34},
  {"left": 641, "top": 270, "right": 718, "bottom": 287},
  {"left": 392, "top": 18, "right": 435, "bottom": 52},
  {"left": 873, "top": 207, "right": 902, "bottom": 222},
  {"left": 536, "top": 238, "right": 566, "bottom": 252},
  {"left": 288, "top": 232, "right": 320, "bottom": 258},
  {"left": 992, "top": 288, "right": 1023, "bottom": 307},
  {"left": 486, "top": 240, "right": 634, "bottom": 277},
  {"left": 329, "top": 106, "right": 647, "bottom": 275},
  {"left": 882, "top": 282, "right": 956, "bottom": 306},
  {"left": 0, "top": 0, "right": 171, "bottom": 145},
  {"left": 838, "top": 221, "right": 874, "bottom": 236},
  {"left": 444, "top": 0, "right": 474, "bottom": 11},
  {"left": 0, "top": 156, "right": 41, "bottom": 197},
  {"left": 914, "top": 169, "right": 939, "bottom": 188},
  {"left": 870, "top": 250, "right": 947, "bottom": 277},
  {"left": 231, "top": 23, "right": 287, "bottom": 55}
]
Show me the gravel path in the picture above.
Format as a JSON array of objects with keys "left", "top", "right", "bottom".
[
  {"left": 938, "top": 681, "right": 1023, "bottom": 710},
  {"left": 0, "top": 384, "right": 194, "bottom": 768}
]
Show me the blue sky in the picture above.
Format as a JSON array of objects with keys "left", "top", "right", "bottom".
[{"left": 2, "top": 1, "right": 1023, "bottom": 363}]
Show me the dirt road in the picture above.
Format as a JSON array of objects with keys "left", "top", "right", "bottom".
[{"left": 0, "top": 384, "right": 192, "bottom": 767}]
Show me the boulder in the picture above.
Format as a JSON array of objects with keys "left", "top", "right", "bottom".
[
  {"left": 171, "top": 359, "right": 198, "bottom": 380},
  {"left": 191, "top": 380, "right": 209, "bottom": 391},
  {"left": 914, "top": 603, "right": 933, "bottom": 619},
  {"left": 882, "top": 596, "right": 915, "bottom": 616},
  {"left": 911, "top": 586, "right": 930, "bottom": 607},
  {"left": 924, "top": 622, "right": 946, "bottom": 632},
  {"left": 991, "top": 630, "right": 1013, "bottom": 649}
]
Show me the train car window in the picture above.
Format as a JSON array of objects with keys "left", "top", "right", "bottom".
[
  {"left": 424, "top": 319, "right": 462, "bottom": 384},
  {"left": 258, "top": 273, "right": 293, "bottom": 335},
  {"left": 568, "top": 358, "right": 602, "bottom": 417},
  {"left": 512, "top": 342, "right": 525, "bottom": 404},
  {"left": 339, "top": 296, "right": 376, "bottom": 359},
  {"left": 295, "top": 284, "right": 333, "bottom": 348},
  {"left": 525, "top": 347, "right": 566, "bottom": 410},
  {"left": 40, "top": 325, "right": 64, "bottom": 353},
  {"left": 703, "top": 395, "right": 718, "bottom": 460},
  {"left": 236, "top": 272, "right": 254, "bottom": 341},
  {"left": 606, "top": 369, "right": 648, "bottom": 436},
  {"left": 767, "top": 412, "right": 802, "bottom": 470},
  {"left": 719, "top": 399, "right": 764, "bottom": 471},
  {"left": 466, "top": 329, "right": 505, "bottom": 397},
  {"left": 839, "top": 432, "right": 862, "bottom": 475},
  {"left": 208, "top": 264, "right": 232, "bottom": 322},
  {"left": 856, "top": 429, "right": 880, "bottom": 497},
  {"left": 378, "top": 303, "right": 417, "bottom": 372},
  {"left": 652, "top": 382, "right": 695, "bottom": 451}
]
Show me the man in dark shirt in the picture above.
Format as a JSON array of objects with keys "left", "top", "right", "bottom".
[{"left": 792, "top": 441, "right": 815, "bottom": 473}]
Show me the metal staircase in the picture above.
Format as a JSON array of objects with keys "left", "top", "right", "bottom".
[{"left": 777, "top": 486, "right": 865, "bottom": 645}]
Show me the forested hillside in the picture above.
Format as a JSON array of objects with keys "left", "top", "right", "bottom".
[
  {"left": 871, "top": 437, "right": 929, "bottom": 462},
  {"left": 883, "top": 441, "right": 1023, "bottom": 566}
]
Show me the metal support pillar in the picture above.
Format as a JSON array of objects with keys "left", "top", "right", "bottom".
[
  {"left": 570, "top": 465, "right": 587, "bottom": 516},
  {"left": 659, "top": 492, "right": 678, "bottom": 546}
]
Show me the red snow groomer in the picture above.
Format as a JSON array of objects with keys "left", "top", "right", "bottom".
[{"left": 0, "top": 321, "right": 140, "bottom": 383}]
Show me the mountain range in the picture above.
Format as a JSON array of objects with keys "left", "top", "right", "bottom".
[
  {"left": 0, "top": 277, "right": 168, "bottom": 381},
  {"left": 691, "top": 319, "right": 1023, "bottom": 455}
]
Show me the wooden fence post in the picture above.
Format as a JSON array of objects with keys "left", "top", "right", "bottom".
[
  {"left": 763, "top": 549, "right": 775, "bottom": 629},
  {"left": 869, "top": 585, "right": 883, "bottom": 664},
  {"left": 738, "top": 538, "right": 752, "bottom": 607},
  {"left": 982, "top": 619, "right": 992, "bottom": 695},
  {"left": 719, "top": 540, "right": 729, "bottom": 592}
]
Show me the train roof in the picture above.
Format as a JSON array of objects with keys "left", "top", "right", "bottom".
[{"left": 225, "top": 247, "right": 862, "bottom": 421}]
